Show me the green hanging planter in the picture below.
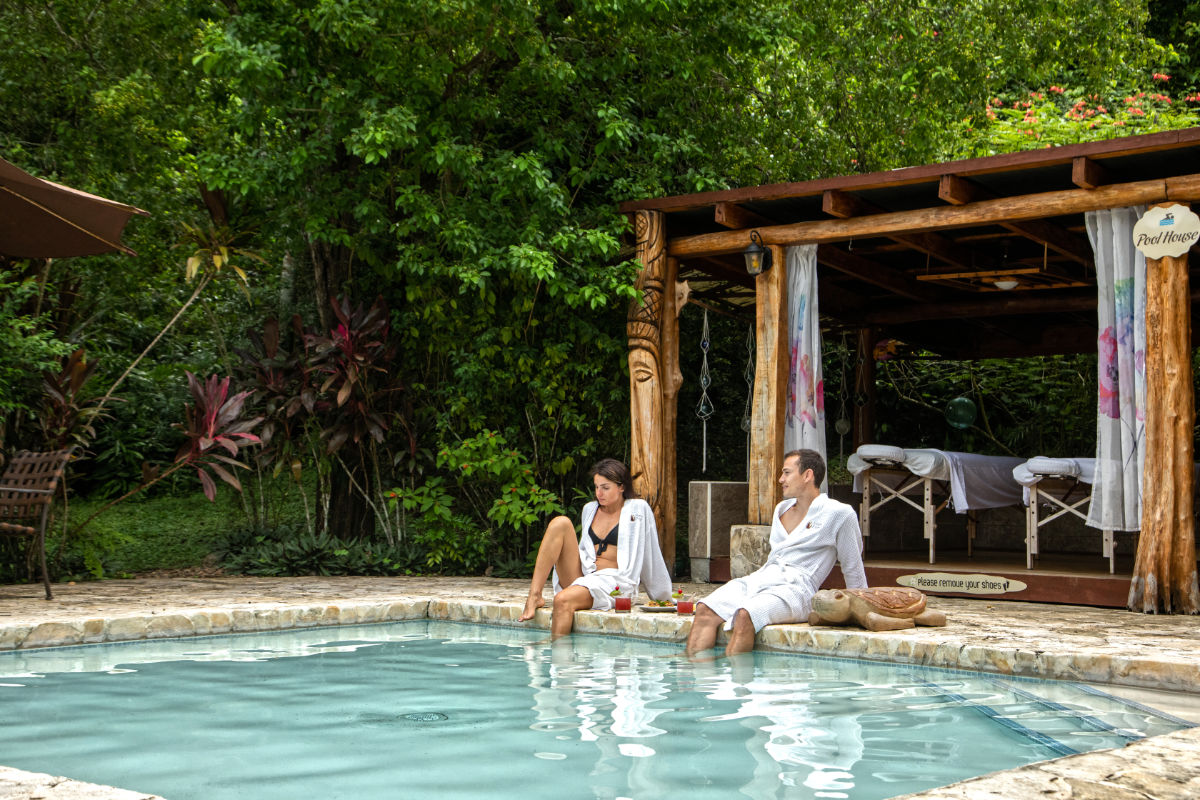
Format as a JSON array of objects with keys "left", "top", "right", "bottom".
[{"left": 945, "top": 396, "right": 977, "bottom": 430}]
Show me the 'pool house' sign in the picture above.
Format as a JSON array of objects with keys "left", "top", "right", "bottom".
[{"left": 1133, "top": 203, "right": 1200, "bottom": 258}]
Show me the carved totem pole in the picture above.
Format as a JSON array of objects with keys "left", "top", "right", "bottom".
[{"left": 628, "top": 209, "right": 679, "bottom": 570}]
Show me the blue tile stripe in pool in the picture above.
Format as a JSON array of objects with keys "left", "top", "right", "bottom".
[
  {"left": 980, "top": 675, "right": 1142, "bottom": 743},
  {"left": 911, "top": 676, "right": 1079, "bottom": 757},
  {"left": 1074, "top": 683, "right": 1199, "bottom": 729}
]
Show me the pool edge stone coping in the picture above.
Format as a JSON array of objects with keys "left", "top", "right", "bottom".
[
  {"left": 2, "top": 597, "right": 1199, "bottom": 694},
  {"left": 0, "top": 765, "right": 165, "bottom": 800}
]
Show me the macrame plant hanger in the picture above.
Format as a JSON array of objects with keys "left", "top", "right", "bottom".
[
  {"left": 834, "top": 332, "right": 853, "bottom": 462},
  {"left": 696, "top": 310, "right": 715, "bottom": 472}
]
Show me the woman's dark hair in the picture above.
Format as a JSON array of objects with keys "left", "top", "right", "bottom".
[{"left": 589, "top": 458, "right": 638, "bottom": 499}]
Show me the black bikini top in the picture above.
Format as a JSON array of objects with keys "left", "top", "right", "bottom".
[{"left": 589, "top": 523, "right": 619, "bottom": 556}]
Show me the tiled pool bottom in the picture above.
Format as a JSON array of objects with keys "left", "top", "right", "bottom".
[{"left": 1, "top": 576, "right": 1199, "bottom": 799}]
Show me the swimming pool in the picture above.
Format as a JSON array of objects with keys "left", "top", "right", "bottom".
[{"left": 0, "top": 621, "right": 1190, "bottom": 799}]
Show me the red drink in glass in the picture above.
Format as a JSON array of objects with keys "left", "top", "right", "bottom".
[
  {"left": 614, "top": 596, "right": 632, "bottom": 612},
  {"left": 676, "top": 599, "right": 694, "bottom": 614}
]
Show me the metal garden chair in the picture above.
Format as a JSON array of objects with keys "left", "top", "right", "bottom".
[{"left": 0, "top": 447, "right": 73, "bottom": 599}]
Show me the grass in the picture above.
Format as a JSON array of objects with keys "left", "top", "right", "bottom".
[
  {"left": 43, "top": 475, "right": 313, "bottom": 580},
  {"left": 47, "top": 491, "right": 241, "bottom": 579}
]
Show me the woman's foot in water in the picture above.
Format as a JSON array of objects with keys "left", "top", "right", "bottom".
[{"left": 518, "top": 594, "right": 545, "bottom": 622}]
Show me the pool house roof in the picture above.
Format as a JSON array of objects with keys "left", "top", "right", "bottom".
[{"left": 619, "top": 127, "right": 1200, "bottom": 359}]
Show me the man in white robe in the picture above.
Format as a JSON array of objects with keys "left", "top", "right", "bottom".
[{"left": 686, "top": 449, "right": 867, "bottom": 656}]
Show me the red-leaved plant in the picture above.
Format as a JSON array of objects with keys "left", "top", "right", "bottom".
[
  {"left": 70, "top": 372, "right": 263, "bottom": 536},
  {"left": 176, "top": 372, "right": 264, "bottom": 500},
  {"left": 39, "top": 348, "right": 108, "bottom": 451}
]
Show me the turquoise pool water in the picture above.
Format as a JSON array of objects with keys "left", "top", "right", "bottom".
[{"left": 0, "top": 621, "right": 1190, "bottom": 799}]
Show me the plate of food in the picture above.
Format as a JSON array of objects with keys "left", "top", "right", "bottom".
[{"left": 638, "top": 600, "right": 677, "bottom": 612}]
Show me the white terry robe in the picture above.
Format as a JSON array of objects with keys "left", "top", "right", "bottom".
[
  {"left": 553, "top": 497, "right": 673, "bottom": 610},
  {"left": 702, "top": 493, "right": 867, "bottom": 632}
]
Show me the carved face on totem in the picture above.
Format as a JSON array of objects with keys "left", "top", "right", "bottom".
[{"left": 628, "top": 210, "right": 666, "bottom": 510}]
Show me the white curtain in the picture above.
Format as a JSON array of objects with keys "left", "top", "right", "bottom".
[
  {"left": 784, "top": 245, "right": 827, "bottom": 490},
  {"left": 1086, "top": 206, "right": 1146, "bottom": 531}
]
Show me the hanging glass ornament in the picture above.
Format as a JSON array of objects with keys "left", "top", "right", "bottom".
[
  {"left": 945, "top": 396, "right": 977, "bottom": 430},
  {"left": 741, "top": 324, "right": 755, "bottom": 434},
  {"left": 696, "top": 310, "right": 715, "bottom": 472}
]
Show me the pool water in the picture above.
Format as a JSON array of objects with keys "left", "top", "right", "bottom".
[{"left": 0, "top": 621, "right": 1190, "bottom": 800}]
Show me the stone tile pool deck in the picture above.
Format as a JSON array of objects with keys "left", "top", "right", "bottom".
[{"left": 1, "top": 575, "right": 1197, "bottom": 799}]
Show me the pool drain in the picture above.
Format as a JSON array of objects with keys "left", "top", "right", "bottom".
[{"left": 403, "top": 712, "right": 448, "bottom": 722}]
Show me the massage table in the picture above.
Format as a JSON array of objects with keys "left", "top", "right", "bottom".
[
  {"left": 1012, "top": 457, "right": 1115, "bottom": 572},
  {"left": 848, "top": 444, "right": 1025, "bottom": 564}
]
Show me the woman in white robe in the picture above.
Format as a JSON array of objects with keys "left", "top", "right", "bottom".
[{"left": 518, "top": 458, "right": 672, "bottom": 638}]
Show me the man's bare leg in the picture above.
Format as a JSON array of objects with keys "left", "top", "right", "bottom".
[
  {"left": 685, "top": 603, "right": 725, "bottom": 655},
  {"left": 724, "top": 609, "right": 757, "bottom": 656},
  {"left": 519, "top": 516, "right": 583, "bottom": 622},
  {"left": 550, "top": 585, "right": 594, "bottom": 639}
]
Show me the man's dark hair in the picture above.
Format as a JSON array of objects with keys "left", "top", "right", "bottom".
[
  {"left": 784, "top": 448, "right": 826, "bottom": 488},
  {"left": 589, "top": 458, "right": 639, "bottom": 499}
]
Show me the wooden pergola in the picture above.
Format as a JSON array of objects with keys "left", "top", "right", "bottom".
[{"left": 619, "top": 128, "right": 1200, "bottom": 613}]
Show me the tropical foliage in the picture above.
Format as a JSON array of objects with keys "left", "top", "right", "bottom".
[{"left": 0, "top": 0, "right": 1198, "bottom": 581}]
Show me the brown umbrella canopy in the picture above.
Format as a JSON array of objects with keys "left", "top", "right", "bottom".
[{"left": 0, "top": 157, "right": 149, "bottom": 259}]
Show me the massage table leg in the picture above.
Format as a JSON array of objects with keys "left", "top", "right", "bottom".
[
  {"left": 1102, "top": 528, "right": 1115, "bottom": 573},
  {"left": 924, "top": 477, "right": 935, "bottom": 564},
  {"left": 859, "top": 470, "right": 872, "bottom": 539},
  {"left": 966, "top": 511, "right": 977, "bottom": 558},
  {"left": 1025, "top": 480, "right": 1040, "bottom": 569}
]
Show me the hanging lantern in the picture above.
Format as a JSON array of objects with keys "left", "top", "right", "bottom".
[{"left": 743, "top": 230, "right": 772, "bottom": 276}]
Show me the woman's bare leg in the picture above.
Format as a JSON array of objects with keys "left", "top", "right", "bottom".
[
  {"left": 550, "top": 585, "right": 594, "bottom": 639},
  {"left": 519, "top": 515, "right": 583, "bottom": 622}
]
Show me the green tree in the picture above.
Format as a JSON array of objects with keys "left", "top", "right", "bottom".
[{"left": 0, "top": 0, "right": 1174, "bottom": 557}]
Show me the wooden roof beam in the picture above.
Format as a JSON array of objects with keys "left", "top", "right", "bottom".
[
  {"left": 968, "top": 325, "right": 1097, "bottom": 358},
  {"left": 938, "top": 174, "right": 1093, "bottom": 266},
  {"left": 681, "top": 255, "right": 755, "bottom": 287},
  {"left": 714, "top": 202, "right": 775, "bottom": 229},
  {"left": 823, "top": 189, "right": 997, "bottom": 270},
  {"left": 666, "top": 173, "right": 1200, "bottom": 257},
  {"left": 870, "top": 285, "right": 1200, "bottom": 326},
  {"left": 817, "top": 244, "right": 943, "bottom": 302},
  {"left": 816, "top": 280, "right": 868, "bottom": 317},
  {"left": 1073, "top": 156, "right": 1114, "bottom": 189},
  {"left": 890, "top": 320, "right": 1096, "bottom": 359},
  {"left": 621, "top": 128, "right": 1200, "bottom": 214},
  {"left": 867, "top": 288, "right": 1096, "bottom": 325}
]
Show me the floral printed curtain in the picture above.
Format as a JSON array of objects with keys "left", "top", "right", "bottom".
[
  {"left": 784, "top": 245, "right": 827, "bottom": 489},
  {"left": 1086, "top": 206, "right": 1146, "bottom": 531}
]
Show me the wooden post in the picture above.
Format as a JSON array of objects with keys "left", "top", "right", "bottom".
[
  {"left": 853, "top": 327, "right": 876, "bottom": 449},
  {"left": 628, "top": 210, "right": 674, "bottom": 565},
  {"left": 748, "top": 245, "right": 788, "bottom": 523},
  {"left": 1130, "top": 204, "right": 1200, "bottom": 614},
  {"left": 659, "top": 257, "right": 682, "bottom": 574}
]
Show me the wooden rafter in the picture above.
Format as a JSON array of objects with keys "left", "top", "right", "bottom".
[
  {"left": 823, "top": 189, "right": 998, "bottom": 270},
  {"left": 1072, "top": 156, "right": 1113, "bottom": 189},
  {"left": 714, "top": 201, "right": 774, "bottom": 229},
  {"left": 621, "top": 129, "right": 1200, "bottom": 215},
  {"left": 682, "top": 255, "right": 754, "bottom": 287},
  {"left": 817, "top": 243, "right": 943, "bottom": 302},
  {"left": 666, "top": 174, "right": 1200, "bottom": 257},
  {"left": 938, "top": 174, "right": 1092, "bottom": 265}
]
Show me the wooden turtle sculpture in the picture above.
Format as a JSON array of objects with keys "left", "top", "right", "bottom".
[{"left": 808, "top": 587, "right": 946, "bottom": 632}]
